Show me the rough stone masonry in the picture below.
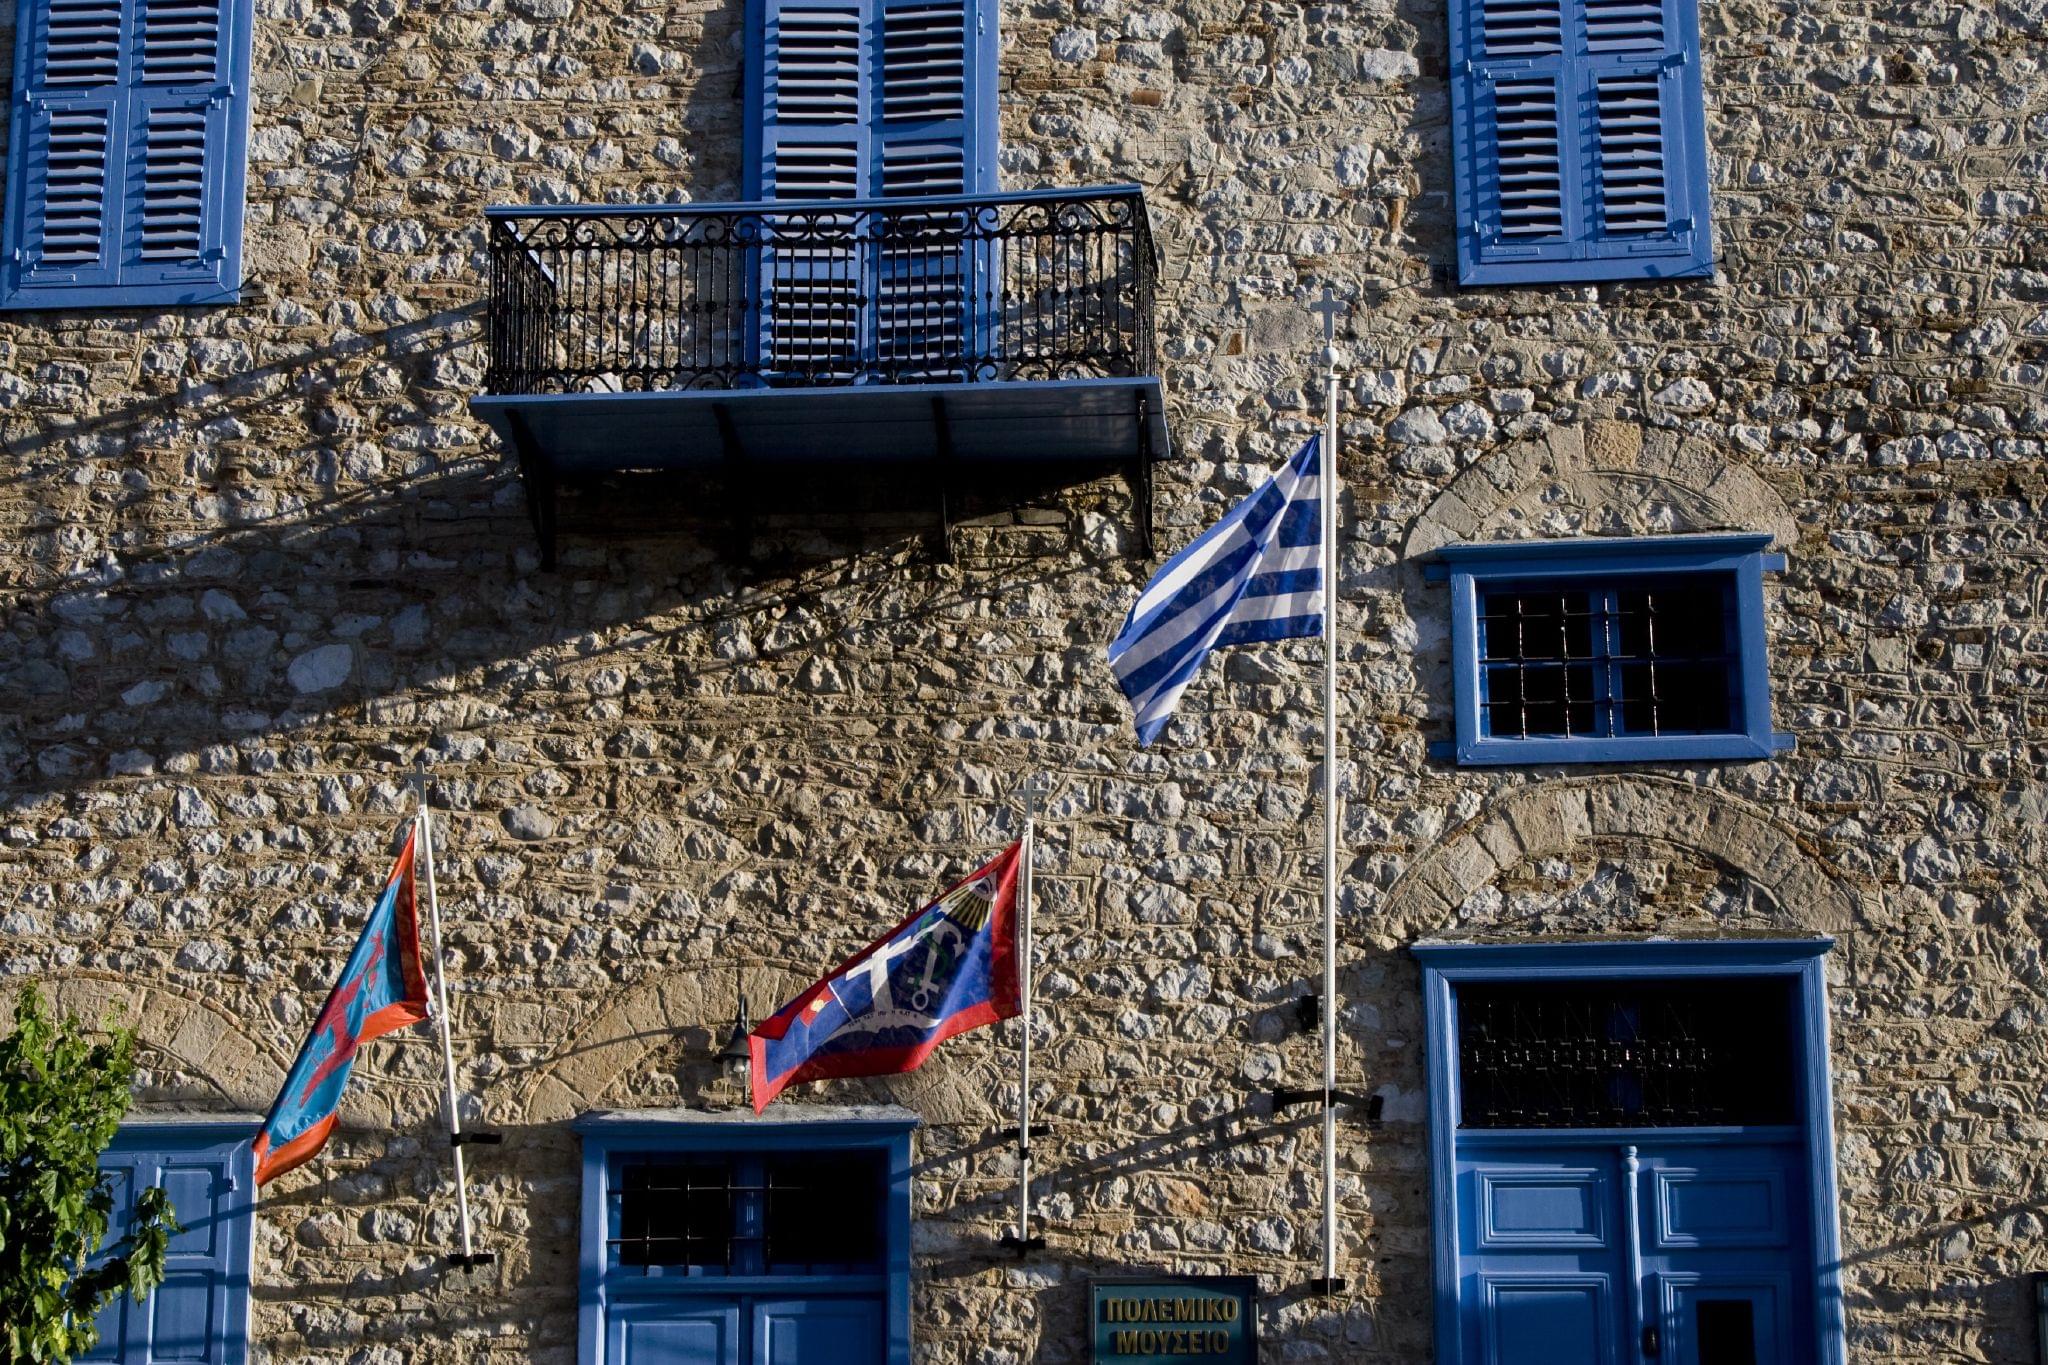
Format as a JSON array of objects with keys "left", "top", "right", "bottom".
[{"left": 0, "top": 0, "right": 2044, "bottom": 1355}]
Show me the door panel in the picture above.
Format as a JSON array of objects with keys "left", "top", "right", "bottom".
[
  {"left": 1649, "top": 1165, "right": 1789, "bottom": 1250},
  {"left": 752, "top": 1297, "right": 883, "bottom": 1365},
  {"left": 1479, "top": 1274, "right": 1617, "bottom": 1365},
  {"left": 80, "top": 1163, "right": 135, "bottom": 1362},
  {"left": 610, "top": 1301, "right": 742, "bottom": 1365},
  {"left": 1478, "top": 1166, "right": 1610, "bottom": 1248},
  {"left": 1652, "top": 1276, "right": 1788, "bottom": 1365}
]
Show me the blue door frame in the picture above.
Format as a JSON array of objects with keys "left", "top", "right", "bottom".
[
  {"left": 1411, "top": 940, "right": 1848, "bottom": 1365},
  {"left": 575, "top": 1111, "right": 917, "bottom": 1365}
]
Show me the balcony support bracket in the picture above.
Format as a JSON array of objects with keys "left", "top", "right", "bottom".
[
  {"left": 931, "top": 395, "right": 956, "bottom": 564},
  {"left": 715, "top": 402, "right": 749, "bottom": 562},
  {"left": 1133, "top": 391, "right": 1156, "bottom": 559},
  {"left": 506, "top": 410, "right": 557, "bottom": 572}
]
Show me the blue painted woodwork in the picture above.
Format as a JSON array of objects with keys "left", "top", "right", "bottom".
[
  {"left": 470, "top": 376, "right": 1168, "bottom": 479},
  {"left": 577, "top": 1114, "right": 916, "bottom": 1365},
  {"left": 1460, "top": 1141, "right": 1801, "bottom": 1365},
  {"left": 1, "top": 0, "right": 250, "bottom": 308},
  {"left": 1414, "top": 940, "right": 1848, "bottom": 1365},
  {"left": 1425, "top": 533, "right": 1793, "bottom": 766},
  {"left": 741, "top": 0, "right": 995, "bottom": 373},
  {"left": 88, "top": 1122, "right": 255, "bottom": 1365},
  {"left": 1446, "top": 0, "right": 1712, "bottom": 284},
  {"left": 611, "top": 1300, "right": 742, "bottom": 1365},
  {"left": 741, "top": 0, "right": 995, "bottom": 202},
  {"left": 753, "top": 1298, "right": 884, "bottom": 1365}
]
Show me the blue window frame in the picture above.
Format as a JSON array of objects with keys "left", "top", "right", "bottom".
[
  {"left": 1426, "top": 533, "right": 1792, "bottom": 766},
  {"left": 90, "top": 1122, "right": 255, "bottom": 1365},
  {"left": 1413, "top": 940, "right": 1848, "bottom": 1365},
  {"left": 1, "top": 0, "right": 252, "bottom": 309},
  {"left": 577, "top": 1112, "right": 916, "bottom": 1365},
  {"left": 1447, "top": 0, "right": 1713, "bottom": 285}
]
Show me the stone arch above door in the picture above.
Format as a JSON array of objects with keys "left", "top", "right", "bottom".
[
  {"left": 1402, "top": 421, "right": 1799, "bottom": 557},
  {"left": 1381, "top": 776, "right": 1856, "bottom": 941},
  {"left": 1, "top": 974, "right": 287, "bottom": 1111}
]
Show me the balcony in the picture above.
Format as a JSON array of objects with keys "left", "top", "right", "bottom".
[{"left": 469, "top": 185, "right": 1167, "bottom": 567}]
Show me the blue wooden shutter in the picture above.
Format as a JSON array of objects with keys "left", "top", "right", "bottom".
[
  {"left": 1450, "top": 0, "right": 1710, "bottom": 284},
  {"left": 91, "top": 1127, "right": 253, "bottom": 1365},
  {"left": 743, "top": 0, "right": 992, "bottom": 377},
  {"left": 2, "top": 0, "right": 249, "bottom": 308},
  {"left": 871, "top": 0, "right": 990, "bottom": 377},
  {"left": 746, "top": 0, "right": 869, "bottom": 377}
]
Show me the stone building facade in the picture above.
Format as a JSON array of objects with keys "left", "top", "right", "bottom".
[{"left": 0, "top": 0, "right": 2043, "bottom": 1354}]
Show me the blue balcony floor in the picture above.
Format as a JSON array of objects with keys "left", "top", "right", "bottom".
[{"left": 470, "top": 375, "right": 1168, "bottom": 567}]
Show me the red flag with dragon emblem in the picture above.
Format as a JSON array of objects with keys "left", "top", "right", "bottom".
[{"left": 253, "top": 826, "right": 432, "bottom": 1183}]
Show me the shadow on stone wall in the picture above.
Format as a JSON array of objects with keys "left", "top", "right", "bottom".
[{"left": 0, "top": 298, "right": 1138, "bottom": 807}]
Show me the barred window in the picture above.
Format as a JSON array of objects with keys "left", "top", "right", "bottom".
[
  {"left": 1477, "top": 577, "right": 1738, "bottom": 741},
  {"left": 1431, "top": 534, "right": 1789, "bottom": 766},
  {"left": 611, "top": 1151, "right": 886, "bottom": 1275},
  {"left": 1455, "top": 977, "right": 1798, "bottom": 1129}
]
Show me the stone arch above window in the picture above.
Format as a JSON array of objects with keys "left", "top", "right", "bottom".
[
  {"left": 512, "top": 968, "right": 1001, "bottom": 1125},
  {"left": 1403, "top": 421, "right": 1799, "bottom": 558}
]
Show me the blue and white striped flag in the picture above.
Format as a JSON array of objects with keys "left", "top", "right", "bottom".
[{"left": 1107, "top": 436, "right": 1326, "bottom": 745}]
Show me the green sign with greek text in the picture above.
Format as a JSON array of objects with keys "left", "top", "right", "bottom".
[{"left": 1091, "top": 1276, "right": 1257, "bottom": 1364}]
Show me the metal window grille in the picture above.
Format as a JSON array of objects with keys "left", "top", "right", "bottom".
[
  {"left": 1455, "top": 978, "right": 1798, "bottom": 1129},
  {"left": 1476, "top": 575, "right": 1740, "bottom": 741},
  {"left": 610, "top": 1152, "right": 885, "bottom": 1275}
]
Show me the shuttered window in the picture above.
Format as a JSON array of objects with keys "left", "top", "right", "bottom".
[
  {"left": 88, "top": 1125, "right": 255, "bottom": 1365},
  {"left": 1449, "top": 0, "right": 1712, "bottom": 284},
  {"left": 742, "top": 0, "right": 994, "bottom": 379},
  {"left": 2, "top": 0, "right": 251, "bottom": 308}
]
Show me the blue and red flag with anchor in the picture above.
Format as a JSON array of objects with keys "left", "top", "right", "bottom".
[
  {"left": 253, "top": 825, "right": 433, "bottom": 1183},
  {"left": 750, "top": 841, "right": 1022, "bottom": 1112}
]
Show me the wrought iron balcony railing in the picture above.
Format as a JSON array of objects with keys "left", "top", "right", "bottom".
[{"left": 482, "top": 185, "right": 1158, "bottom": 396}]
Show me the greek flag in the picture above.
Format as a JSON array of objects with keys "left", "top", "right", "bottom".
[{"left": 1108, "top": 436, "right": 1325, "bottom": 745}]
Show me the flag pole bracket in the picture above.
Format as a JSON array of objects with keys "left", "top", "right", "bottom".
[
  {"left": 448, "top": 1251, "right": 498, "bottom": 1269},
  {"left": 451, "top": 1131, "right": 503, "bottom": 1148},
  {"left": 998, "top": 1232, "right": 1047, "bottom": 1256},
  {"left": 1270, "top": 1088, "right": 1383, "bottom": 1128},
  {"left": 930, "top": 394, "right": 955, "bottom": 564},
  {"left": 1304, "top": 1276, "right": 1348, "bottom": 1296},
  {"left": 997, "top": 1122, "right": 1050, "bottom": 1144}
]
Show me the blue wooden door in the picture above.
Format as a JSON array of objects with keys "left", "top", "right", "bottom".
[
  {"left": 88, "top": 1126, "right": 253, "bottom": 1365},
  {"left": 608, "top": 1298, "right": 881, "bottom": 1365},
  {"left": 1638, "top": 1145, "right": 1802, "bottom": 1365},
  {"left": 1458, "top": 1141, "right": 1802, "bottom": 1365},
  {"left": 1458, "top": 1145, "right": 1627, "bottom": 1364}
]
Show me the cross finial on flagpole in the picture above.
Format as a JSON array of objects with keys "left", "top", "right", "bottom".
[
  {"left": 1311, "top": 284, "right": 1345, "bottom": 345},
  {"left": 1019, "top": 772, "right": 1052, "bottom": 821}
]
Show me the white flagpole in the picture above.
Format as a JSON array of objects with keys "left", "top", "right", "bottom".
[
  {"left": 1318, "top": 288, "right": 1344, "bottom": 1290},
  {"left": 411, "top": 772, "right": 481, "bottom": 1266},
  {"left": 1017, "top": 795, "right": 1035, "bottom": 1247},
  {"left": 1006, "top": 774, "right": 1048, "bottom": 1255}
]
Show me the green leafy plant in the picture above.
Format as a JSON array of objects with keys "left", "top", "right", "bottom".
[{"left": 0, "top": 986, "right": 178, "bottom": 1363}]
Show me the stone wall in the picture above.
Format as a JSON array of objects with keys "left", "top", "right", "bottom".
[{"left": 0, "top": 0, "right": 2044, "bottom": 1355}]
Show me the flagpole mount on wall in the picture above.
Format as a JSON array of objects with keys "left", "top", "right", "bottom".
[
  {"left": 410, "top": 763, "right": 502, "bottom": 1270},
  {"left": 998, "top": 773, "right": 1052, "bottom": 1257},
  {"left": 1312, "top": 286, "right": 1349, "bottom": 1297}
]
